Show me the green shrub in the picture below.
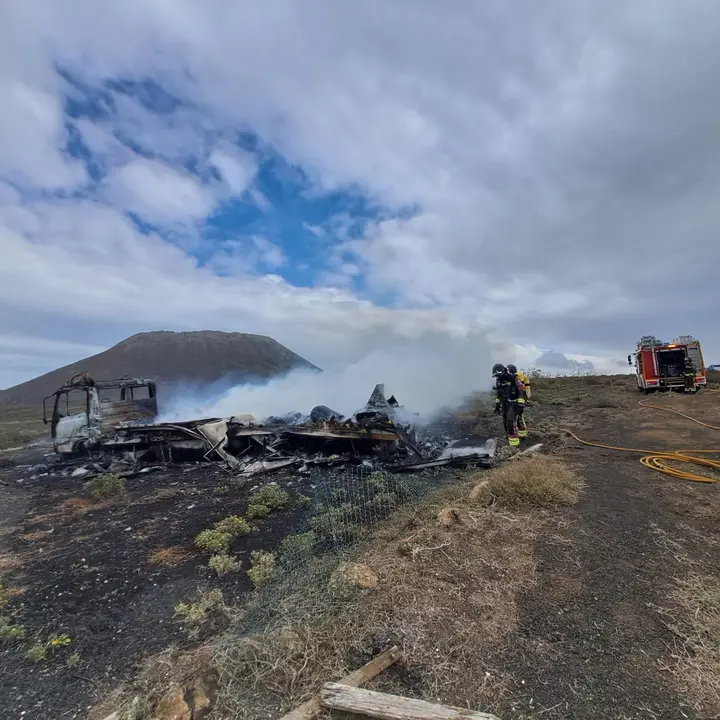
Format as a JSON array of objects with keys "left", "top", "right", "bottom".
[
  {"left": 247, "top": 551, "right": 276, "bottom": 587},
  {"left": 0, "top": 617, "right": 25, "bottom": 644},
  {"left": 247, "top": 503, "right": 270, "bottom": 519},
  {"left": 194, "top": 529, "right": 232, "bottom": 553},
  {"left": 66, "top": 652, "right": 82, "bottom": 668},
  {"left": 24, "top": 644, "right": 47, "bottom": 662},
  {"left": 212, "top": 485, "right": 231, "bottom": 496},
  {"left": 208, "top": 553, "right": 241, "bottom": 576},
  {"left": 213, "top": 515, "right": 250, "bottom": 537},
  {"left": 174, "top": 589, "right": 227, "bottom": 625},
  {"left": 248, "top": 484, "right": 290, "bottom": 511},
  {"left": 310, "top": 503, "right": 359, "bottom": 541},
  {"left": 84, "top": 473, "right": 126, "bottom": 501},
  {"left": 0, "top": 584, "right": 9, "bottom": 607},
  {"left": 279, "top": 531, "right": 317, "bottom": 565},
  {"left": 366, "top": 471, "right": 390, "bottom": 491},
  {"left": 371, "top": 492, "right": 398, "bottom": 509},
  {"left": 47, "top": 633, "right": 71, "bottom": 650}
]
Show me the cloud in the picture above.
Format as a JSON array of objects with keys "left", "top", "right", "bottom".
[
  {"left": 536, "top": 350, "right": 594, "bottom": 372},
  {"left": 2, "top": 0, "right": 720, "bottom": 389},
  {"left": 105, "top": 158, "right": 215, "bottom": 225},
  {"left": 210, "top": 144, "right": 257, "bottom": 196}
]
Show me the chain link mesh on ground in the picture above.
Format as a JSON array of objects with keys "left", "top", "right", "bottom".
[{"left": 212, "top": 464, "right": 459, "bottom": 716}]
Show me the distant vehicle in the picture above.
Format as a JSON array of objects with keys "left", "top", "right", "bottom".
[
  {"left": 708, "top": 365, "right": 720, "bottom": 372},
  {"left": 628, "top": 335, "right": 707, "bottom": 392}
]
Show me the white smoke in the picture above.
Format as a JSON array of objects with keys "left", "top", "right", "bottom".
[{"left": 158, "top": 331, "right": 495, "bottom": 424}]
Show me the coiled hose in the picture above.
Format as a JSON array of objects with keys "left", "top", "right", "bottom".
[{"left": 565, "top": 399, "right": 720, "bottom": 483}]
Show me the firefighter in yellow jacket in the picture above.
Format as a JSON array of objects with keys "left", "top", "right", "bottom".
[
  {"left": 506, "top": 364, "right": 530, "bottom": 438},
  {"left": 492, "top": 363, "right": 526, "bottom": 447}
]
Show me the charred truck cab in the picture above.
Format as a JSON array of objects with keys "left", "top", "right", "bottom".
[
  {"left": 43, "top": 374, "right": 158, "bottom": 455},
  {"left": 628, "top": 335, "right": 707, "bottom": 393}
]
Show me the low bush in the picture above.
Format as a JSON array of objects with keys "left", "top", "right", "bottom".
[
  {"left": 208, "top": 554, "right": 241, "bottom": 576},
  {"left": 84, "top": 473, "right": 126, "bottom": 501},
  {"left": 0, "top": 617, "right": 25, "bottom": 644},
  {"left": 310, "top": 503, "right": 360, "bottom": 542},
  {"left": 214, "top": 515, "right": 251, "bottom": 537},
  {"left": 247, "top": 551, "right": 277, "bottom": 587},
  {"left": 279, "top": 531, "right": 317, "bottom": 566},
  {"left": 248, "top": 484, "right": 290, "bottom": 511},
  {"left": 194, "top": 529, "right": 232, "bottom": 553},
  {"left": 174, "top": 588, "right": 227, "bottom": 626},
  {"left": 247, "top": 503, "right": 270, "bottom": 519},
  {"left": 24, "top": 643, "right": 47, "bottom": 663}
]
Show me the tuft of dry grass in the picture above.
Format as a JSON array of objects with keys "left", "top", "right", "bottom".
[
  {"left": 658, "top": 574, "right": 720, "bottom": 713},
  {"left": 470, "top": 455, "right": 584, "bottom": 509},
  {"left": 148, "top": 547, "right": 191, "bottom": 567}
]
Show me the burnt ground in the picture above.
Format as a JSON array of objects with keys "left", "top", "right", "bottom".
[
  {"left": 0, "top": 377, "right": 719, "bottom": 719},
  {"left": 489, "top": 386, "right": 720, "bottom": 719},
  {"left": 0, "top": 454, "right": 321, "bottom": 719}
]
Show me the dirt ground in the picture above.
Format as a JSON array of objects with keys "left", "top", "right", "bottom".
[
  {"left": 487, "top": 385, "right": 720, "bottom": 719},
  {"left": 1, "top": 375, "right": 719, "bottom": 719}
]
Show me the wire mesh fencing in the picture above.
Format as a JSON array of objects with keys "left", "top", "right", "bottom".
[{"left": 212, "top": 464, "right": 455, "bottom": 716}]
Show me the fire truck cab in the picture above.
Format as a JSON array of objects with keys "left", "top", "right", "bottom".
[{"left": 628, "top": 335, "right": 707, "bottom": 392}]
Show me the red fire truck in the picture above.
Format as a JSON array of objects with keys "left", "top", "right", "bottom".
[{"left": 628, "top": 335, "right": 707, "bottom": 392}]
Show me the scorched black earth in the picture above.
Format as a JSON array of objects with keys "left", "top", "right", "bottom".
[{"left": 0, "top": 458, "right": 317, "bottom": 720}]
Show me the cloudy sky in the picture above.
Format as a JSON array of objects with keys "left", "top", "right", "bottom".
[{"left": 2, "top": 0, "right": 719, "bottom": 389}]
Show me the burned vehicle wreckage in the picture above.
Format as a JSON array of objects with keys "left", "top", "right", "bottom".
[{"left": 43, "top": 374, "right": 496, "bottom": 475}]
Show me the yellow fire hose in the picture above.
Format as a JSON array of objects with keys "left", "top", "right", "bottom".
[{"left": 564, "top": 399, "right": 720, "bottom": 483}]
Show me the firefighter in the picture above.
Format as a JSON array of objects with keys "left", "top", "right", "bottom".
[
  {"left": 506, "top": 364, "right": 530, "bottom": 438},
  {"left": 683, "top": 356, "right": 697, "bottom": 393},
  {"left": 492, "top": 363, "right": 526, "bottom": 447}
]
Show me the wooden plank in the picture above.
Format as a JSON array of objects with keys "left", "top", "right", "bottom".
[
  {"left": 320, "top": 683, "right": 500, "bottom": 720},
  {"left": 277, "top": 646, "right": 402, "bottom": 720}
]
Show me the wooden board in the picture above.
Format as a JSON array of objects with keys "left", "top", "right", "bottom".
[
  {"left": 320, "top": 683, "right": 500, "bottom": 720},
  {"left": 278, "top": 646, "right": 402, "bottom": 720}
]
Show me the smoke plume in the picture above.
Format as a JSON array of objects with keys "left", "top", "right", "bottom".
[{"left": 158, "top": 331, "right": 494, "bottom": 424}]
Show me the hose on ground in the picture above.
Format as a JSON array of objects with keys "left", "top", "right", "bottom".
[{"left": 564, "top": 400, "right": 720, "bottom": 483}]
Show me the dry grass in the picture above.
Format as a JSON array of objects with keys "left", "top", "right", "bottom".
[
  {"left": 529, "top": 374, "right": 635, "bottom": 408},
  {"left": 0, "top": 404, "right": 47, "bottom": 451},
  {"left": 658, "top": 574, "right": 720, "bottom": 714},
  {"left": 212, "top": 458, "right": 584, "bottom": 716},
  {"left": 148, "top": 547, "right": 191, "bottom": 567},
  {"left": 469, "top": 455, "right": 584, "bottom": 509}
]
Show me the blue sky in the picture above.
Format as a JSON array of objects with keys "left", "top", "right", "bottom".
[
  {"left": 2, "top": 1, "right": 719, "bottom": 389},
  {"left": 61, "top": 73, "right": 392, "bottom": 293}
]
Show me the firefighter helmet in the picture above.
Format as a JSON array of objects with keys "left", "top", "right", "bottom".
[
  {"left": 492, "top": 363, "right": 506, "bottom": 377},
  {"left": 507, "top": 364, "right": 518, "bottom": 374}
]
